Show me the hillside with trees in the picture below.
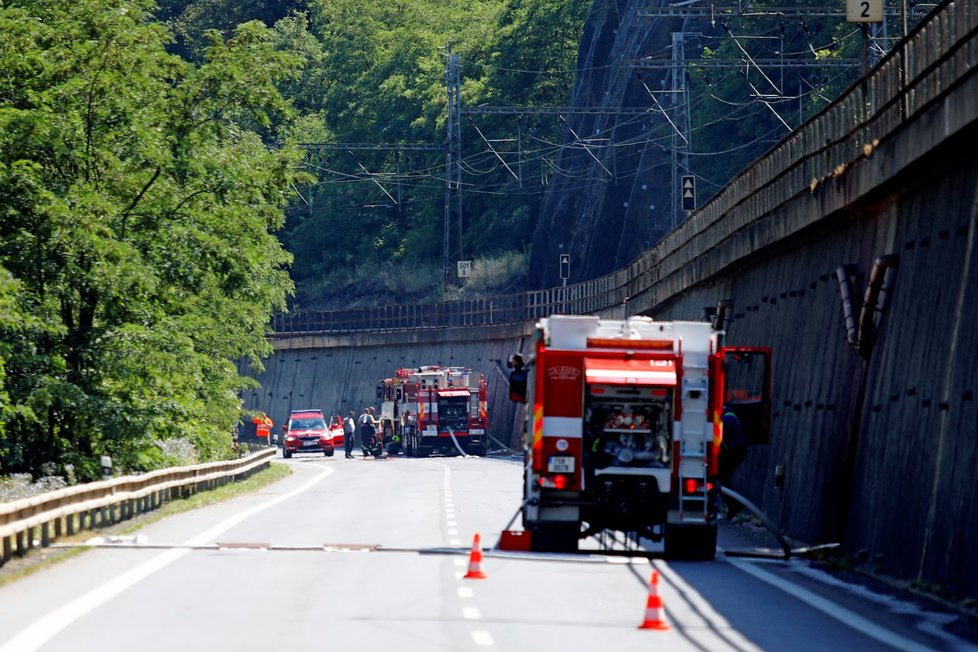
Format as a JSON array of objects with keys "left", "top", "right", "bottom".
[
  {"left": 1, "top": 0, "right": 914, "bottom": 479},
  {"left": 161, "top": 0, "right": 593, "bottom": 308}
]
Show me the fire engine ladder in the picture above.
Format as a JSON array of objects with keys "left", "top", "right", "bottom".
[{"left": 677, "top": 362, "right": 710, "bottom": 523}]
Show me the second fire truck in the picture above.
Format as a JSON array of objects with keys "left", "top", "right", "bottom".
[
  {"left": 377, "top": 365, "right": 489, "bottom": 457},
  {"left": 508, "top": 314, "right": 772, "bottom": 559}
]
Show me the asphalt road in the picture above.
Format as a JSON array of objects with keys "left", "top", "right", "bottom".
[{"left": 0, "top": 452, "right": 974, "bottom": 652}]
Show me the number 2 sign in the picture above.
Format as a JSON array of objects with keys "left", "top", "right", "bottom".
[{"left": 847, "top": 0, "right": 882, "bottom": 22}]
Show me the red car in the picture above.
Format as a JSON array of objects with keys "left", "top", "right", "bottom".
[{"left": 281, "top": 409, "right": 335, "bottom": 458}]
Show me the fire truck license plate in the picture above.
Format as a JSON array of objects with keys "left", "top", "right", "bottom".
[{"left": 548, "top": 456, "right": 575, "bottom": 473}]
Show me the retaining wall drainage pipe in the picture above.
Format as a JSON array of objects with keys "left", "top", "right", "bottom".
[{"left": 835, "top": 265, "right": 859, "bottom": 347}]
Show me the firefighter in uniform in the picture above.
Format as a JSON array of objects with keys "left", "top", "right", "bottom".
[
  {"left": 718, "top": 405, "right": 747, "bottom": 518},
  {"left": 253, "top": 412, "right": 274, "bottom": 446},
  {"left": 358, "top": 407, "right": 380, "bottom": 457}
]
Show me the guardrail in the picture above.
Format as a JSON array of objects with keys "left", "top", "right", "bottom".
[
  {"left": 271, "top": 0, "right": 976, "bottom": 336},
  {"left": 0, "top": 448, "right": 277, "bottom": 566}
]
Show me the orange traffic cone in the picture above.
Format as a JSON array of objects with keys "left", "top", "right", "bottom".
[
  {"left": 463, "top": 533, "right": 487, "bottom": 579},
  {"left": 637, "top": 570, "right": 669, "bottom": 630}
]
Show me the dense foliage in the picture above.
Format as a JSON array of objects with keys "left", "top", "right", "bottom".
[
  {"left": 0, "top": 0, "right": 588, "bottom": 479},
  {"left": 0, "top": 0, "right": 303, "bottom": 479},
  {"left": 279, "top": 0, "right": 591, "bottom": 307},
  {"left": 0, "top": 0, "right": 900, "bottom": 479}
]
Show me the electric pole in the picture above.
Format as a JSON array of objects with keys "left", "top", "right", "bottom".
[
  {"left": 671, "top": 32, "right": 691, "bottom": 229},
  {"left": 444, "top": 51, "right": 462, "bottom": 291}
]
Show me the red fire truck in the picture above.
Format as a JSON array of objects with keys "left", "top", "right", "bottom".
[
  {"left": 508, "top": 315, "right": 771, "bottom": 559},
  {"left": 378, "top": 365, "right": 489, "bottom": 457}
]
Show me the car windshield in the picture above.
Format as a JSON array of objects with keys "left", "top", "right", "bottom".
[{"left": 291, "top": 418, "right": 326, "bottom": 430}]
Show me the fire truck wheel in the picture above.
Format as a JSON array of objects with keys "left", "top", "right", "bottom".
[{"left": 664, "top": 523, "right": 717, "bottom": 560}]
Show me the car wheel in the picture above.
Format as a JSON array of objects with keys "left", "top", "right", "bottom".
[
  {"left": 325, "top": 448, "right": 334, "bottom": 457},
  {"left": 283, "top": 448, "right": 292, "bottom": 459}
]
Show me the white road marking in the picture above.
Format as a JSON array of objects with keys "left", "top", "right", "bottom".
[
  {"left": 0, "top": 466, "right": 333, "bottom": 652},
  {"left": 457, "top": 587, "right": 474, "bottom": 598},
  {"left": 454, "top": 558, "right": 468, "bottom": 566},
  {"left": 448, "top": 528, "right": 459, "bottom": 536},
  {"left": 471, "top": 630, "right": 494, "bottom": 646},
  {"left": 462, "top": 606, "right": 481, "bottom": 620},
  {"left": 725, "top": 556, "right": 937, "bottom": 652},
  {"left": 450, "top": 538, "right": 462, "bottom": 545}
]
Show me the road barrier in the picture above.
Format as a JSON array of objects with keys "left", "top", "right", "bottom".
[{"left": 0, "top": 448, "right": 277, "bottom": 567}]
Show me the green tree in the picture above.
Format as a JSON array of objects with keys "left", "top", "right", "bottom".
[
  {"left": 271, "top": 0, "right": 588, "bottom": 306},
  {"left": 0, "top": 0, "right": 304, "bottom": 478}
]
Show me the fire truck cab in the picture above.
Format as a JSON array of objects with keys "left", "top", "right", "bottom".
[
  {"left": 510, "top": 314, "right": 771, "bottom": 559},
  {"left": 378, "top": 365, "right": 489, "bottom": 457}
]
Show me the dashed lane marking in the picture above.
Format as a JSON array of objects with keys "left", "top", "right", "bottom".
[{"left": 471, "top": 631, "right": 494, "bottom": 646}]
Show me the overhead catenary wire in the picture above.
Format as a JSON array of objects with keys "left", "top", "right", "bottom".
[
  {"left": 293, "top": 15, "right": 875, "bottom": 208},
  {"left": 466, "top": 116, "right": 520, "bottom": 181}
]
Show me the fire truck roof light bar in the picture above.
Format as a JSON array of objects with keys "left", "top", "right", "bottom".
[
  {"left": 584, "top": 358, "right": 678, "bottom": 386},
  {"left": 586, "top": 338, "right": 675, "bottom": 350}
]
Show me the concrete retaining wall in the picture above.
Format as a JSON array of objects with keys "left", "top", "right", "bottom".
[
  {"left": 651, "top": 119, "right": 978, "bottom": 599},
  {"left": 238, "top": 323, "right": 535, "bottom": 452}
]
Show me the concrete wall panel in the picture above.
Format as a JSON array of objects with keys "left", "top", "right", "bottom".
[{"left": 239, "top": 326, "right": 534, "bottom": 452}]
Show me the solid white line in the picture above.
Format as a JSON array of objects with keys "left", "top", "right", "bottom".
[
  {"left": 725, "top": 556, "right": 936, "bottom": 652},
  {"left": 0, "top": 466, "right": 332, "bottom": 652},
  {"left": 655, "top": 562, "right": 763, "bottom": 652}
]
